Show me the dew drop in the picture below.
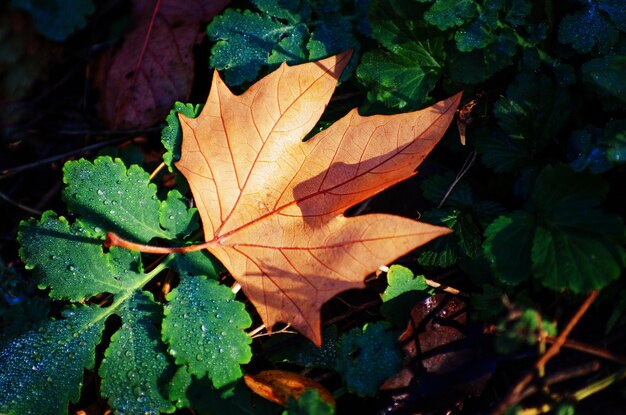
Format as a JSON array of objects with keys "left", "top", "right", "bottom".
[
  {"left": 168, "top": 215, "right": 175, "bottom": 220},
  {"left": 195, "top": 353, "right": 204, "bottom": 361},
  {"left": 97, "top": 189, "right": 104, "bottom": 196}
]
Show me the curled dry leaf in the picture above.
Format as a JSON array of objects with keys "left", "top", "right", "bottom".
[
  {"left": 94, "top": 0, "right": 229, "bottom": 129},
  {"left": 244, "top": 369, "right": 335, "bottom": 407},
  {"left": 170, "top": 51, "right": 461, "bottom": 345}
]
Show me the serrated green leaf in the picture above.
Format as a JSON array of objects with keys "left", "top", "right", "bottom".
[
  {"left": 10, "top": 0, "right": 94, "bottom": 41},
  {"left": 418, "top": 209, "right": 482, "bottom": 267},
  {"left": 558, "top": 6, "right": 618, "bottom": 53},
  {"left": 162, "top": 102, "right": 202, "bottom": 170},
  {"left": 306, "top": 17, "right": 357, "bottom": 61},
  {"left": 582, "top": 55, "right": 626, "bottom": 102},
  {"left": 454, "top": 18, "right": 494, "bottom": 52},
  {"left": 494, "top": 72, "right": 571, "bottom": 150},
  {"left": 357, "top": 13, "right": 444, "bottom": 110},
  {"left": 448, "top": 35, "right": 516, "bottom": 83},
  {"left": 531, "top": 164, "right": 608, "bottom": 216},
  {"left": 163, "top": 276, "right": 252, "bottom": 388},
  {"left": 484, "top": 211, "right": 535, "bottom": 285},
  {"left": 291, "top": 325, "right": 339, "bottom": 369},
  {"left": 0, "top": 306, "right": 104, "bottom": 415},
  {"left": 474, "top": 126, "right": 530, "bottom": 173},
  {"left": 336, "top": 322, "right": 401, "bottom": 397},
  {"left": 18, "top": 211, "right": 144, "bottom": 301},
  {"left": 283, "top": 389, "right": 334, "bottom": 415},
  {"left": 424, "top": 0, "right": 476, "bottom": 30},
  {"left": 208, "top": 9, "right": 302, "bottom": 86},
  {"left": 252, "top": 0, "right": 311, "bottom": 22},
  {"left": 532, "top": 223, "right": 624, "bottom": 292},
  {"left": 63, "top": 157, "right": 194, "bottom": 243},
  {"left": 166, "top": 366, "right": 194, "bottom": 408},
  {"left": 99, "top": 292, "right": 175, "bottom": 415}
]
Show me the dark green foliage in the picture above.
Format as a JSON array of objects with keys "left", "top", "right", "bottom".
[
  {"left": 3, "top": 158, "right": 251, "bottom": 414},
  {"left": 162, "top": 102, "right": 203, "bottom": 170},
  {"left": 206, "top": 0, "right": 360, "bottom": 86},
  {"left": 4, "top": 0, "right": 626, "bottom": 412},
  {"left": 10, "top": 0, "right": 94, "bottom": 41},
  {"left": 283, "top": 390, "right": 334, "bottom": 415},
  {"left": 484, "top": 165, "right": 625, "bottom": 292},
  {"left": 336, "top": 322, "right": 402, "bottom": 396}
]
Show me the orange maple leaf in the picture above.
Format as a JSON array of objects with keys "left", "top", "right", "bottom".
[{"left": 110, "top": 51, "right": 461, "bottom": 345}]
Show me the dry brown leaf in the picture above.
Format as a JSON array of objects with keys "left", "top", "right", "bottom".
[
  {"left": 175, "top": 51, "right": 461, "bottom": 345},
  {"left": 244, "top": 370, "right": 335, "bottom": 407},
  {"left": 94, "top": 0, "right": 228, "bottom": 129}
]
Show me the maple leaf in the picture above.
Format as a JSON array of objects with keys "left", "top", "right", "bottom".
[
  {"left": 169, "top": 51, "right": 461, "bottom": 345},
  {"left": 94, "top": 0, "right": 228, "bottom": 129}
]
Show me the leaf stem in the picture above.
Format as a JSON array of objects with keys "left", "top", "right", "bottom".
[{"left": 105, "top": 232, "right": 214, "bottom": 254}]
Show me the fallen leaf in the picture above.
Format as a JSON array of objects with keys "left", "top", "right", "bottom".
[
  {"left": 176, "top": 51, "right": 461, "bottom": 345},
  {"left": 94, "top": 0, "right": 228, "bottom": 129},
  {"left": 244, "top": 370, "right": 335, "bottom": 407},
  {"left": 380, "top": 294, "right": 493, "bottom": 413}
]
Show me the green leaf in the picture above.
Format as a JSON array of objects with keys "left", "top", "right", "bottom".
[
  {"left": 598, "top": 0, "right": 626, "bottom": 31},
  {"left": 99, "top": 292, "right": 175, "bottom": 415},
  {"left": 474, "top": 126, "right": 530, "bottom": 173},
  {"left": 495, "top": 308, "right": 557, "bottom": 353},
  {"left": 283, "top": 389, "right": 334, "bottom": 415},
  {"left": 493, "top": 72, "right": 571, "bottom": 150},
  {"left": 417, "top": 209, "right": 482, "bottom": 267},
  {"left": 381, "top": 265, "right": 430, "bottom": 325},
  {"left": 558, "top": 5, "right": 618, "bottom": 53},
  {"left": 10, "top": 0, "right": 94, "bottom": 41},
  {"left": 484, "top": 211, "right": 535, "bottom": 285},
  {"left": 424, "top": 0, "right": 476, "bottom": 30},
  {"left": 63, "top": 157, "right": 196, "bottom": 243},
  {"left": 336, "top": 322, "right": 402, "bottom": 397},
  {"left": 382, "top": 265, "right": 429, "bottom": 302},
  {"left": 448, "top": 33, "right": 517, "bottom": 84},
  {"left": 0, "top": 306, "right": 104, "bottom": 415},
  {"left": 291, "top": 326, "right": 339, "bottom": 369},
  {"left": 162, "top": 102, "right": 202, "bottom": 170},
  {"left": 162, "top": 276, "right": 252, "bottom": 388},
  {"left": 582, "top": 55, "right": 626, "bottom": 102},
  {"left": 170, "top": 251, "right": 223, "bottom": 280},
  {"left": 18, "top": 211, "right": 144, "bottom": 301},
  {"left": 159, "top": 190, "right": 198, "bottom": 240},
  {"left": 208, "top": 5, "right": 358, "bottom": 87},
  {"left": 357, "top": 8, "right": 444, "bottom": 110},
  {"left": 166, "top": 366, "right": 194, "bottom": 408}
]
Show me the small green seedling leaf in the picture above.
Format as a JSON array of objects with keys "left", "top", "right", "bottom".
[
  {"left": 0, "top": 306, "right": 104, "bottom": 415},
  {"left": 381, "top": 265, "right": 430, "bottom": 325},
  {"left": 163, "top": 276, "right": 252, "bottom": 388},
  {"left": 336, "top": 322, "right": 402, "bottom": 397},
  {"left": 99, "top": 292, "right": 175, "bottom": 415}
]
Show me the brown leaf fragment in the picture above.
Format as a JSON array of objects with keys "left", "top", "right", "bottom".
[
  {"left": 94, "top": 0, "right": 229, "bottom": 129},
  {"left": 244, "top": 370, "right": 335, "bottom": 407}
]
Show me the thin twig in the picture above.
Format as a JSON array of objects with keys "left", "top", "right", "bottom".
[
  {"left": 546, "top": 336, "right": 626, "bottom": 365},
  {"left": 0, "top": 192, "right": 42, "bottom": 215},
  {"left": 0, "top": 137, "right": 131, "bottom": 180},
  {"left": 492, "top": 290, "right": 600, "bottom": 415},
  {"left": 248, "top": 324, "right": 266, "bottom": 337},
  {"left": 438, "top": 151, "right": 477, "bottom": 208},
  {"left": 231, "top": 282, "right": 241, "bottom": 294},
  {"left": 378, "top": 265, "right": 466, "bottom": 296},
  {"left": 149, "top": 162, "right": 166, "bottom": 180}
]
